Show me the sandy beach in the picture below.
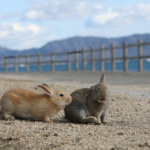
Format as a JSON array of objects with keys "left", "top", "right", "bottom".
[{"left": 0, "top": 71, "right": 150, "bottom": 150}]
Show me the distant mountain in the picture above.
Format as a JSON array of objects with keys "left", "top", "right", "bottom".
[{"left": 0, "top": 33, "right": 150, "bottom": 57}]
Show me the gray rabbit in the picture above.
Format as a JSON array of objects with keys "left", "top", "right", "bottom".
[{"left": 65, "top": 74, "right": 111, "bottom": 124}]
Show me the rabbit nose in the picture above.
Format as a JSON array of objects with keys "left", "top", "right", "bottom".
[
  {"left": 67, "top": 96, "right": 72, "bottom": 103},
  {"left": 102, "top": 97, "right": 105, "bottom": 100},
  {"left": 99, "top": 96, "right": 104, "bottom": 100},
  {"left": 104, "top": 96, "right": 108, "bottom": 100},
  {"left": 99, "top": 96, "right": 107, "bottom": 101},
  {"left": 102, "top": 96, "right": 108, "bottom": 100}
]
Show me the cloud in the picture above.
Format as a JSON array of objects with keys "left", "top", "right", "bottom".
[
  {"left": 24, "top": 0, "right": 95, "bottom": 20},
  {"left": 0, "top": 22, "right": 56, "bottom": 50},
  {"left": 1, "top": 0, "right": 150, "bottom": 28},
  {"left": 87, "top": 4, "right": 150, "bottom": 27},
  {"left": 24, "top": 10, "right": 47, "bottom": 20},
  {"left": 86, "top": 9, "right": 119, "bottom": 26},
  {"left": 0, "top": 15, "right": 3, "bottom": 20},
  {"left": 24, "top": 1, "right": 150, "bottom": 28},
  {"left": 136, "top": 4, "right": 150, "bottom": 21}
]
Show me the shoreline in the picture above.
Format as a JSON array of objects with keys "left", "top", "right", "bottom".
[
  {"left": 0, "top": 71, "right": 150, "bottom": 84},
  {"left": 0, "top": 72, "right": 150, "bottom": 98}
]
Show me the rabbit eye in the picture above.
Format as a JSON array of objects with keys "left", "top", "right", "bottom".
[{"left": 60, "top": 94, "right": 64, "bottom": 97}]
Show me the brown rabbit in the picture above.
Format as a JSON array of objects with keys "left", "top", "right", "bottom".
[
  {"left": 1, "top": 83, "right": 72, "bottom": 123},
  {"left": 65, "top": 74, "right": 111, "bottom": 124}
]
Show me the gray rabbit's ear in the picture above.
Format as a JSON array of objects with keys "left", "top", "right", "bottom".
[
  {"left": 90, "top": 85, "right": 96, "bottom": 91},
  {"left": 100, "top": 74, "right": 106, "bottom": 84}
]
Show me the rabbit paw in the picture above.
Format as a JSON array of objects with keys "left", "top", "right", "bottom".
[
  {"left": 86, "top": 116, "right": 98, "bottom": 123},
  {"left": 41, "top": 116, "right": 53, "bottom": 123},
  {"left": 102, "top": 121, "right": 108, "bottom": 125},
  {"left": 94, "top": 122, "right": 102, "bottom": 125},
  {"left": 48, "top": 120, "right": 53, "bottom": 124},
  {"left": 5, "top": 116, "right": 15, "bottom": 121}
]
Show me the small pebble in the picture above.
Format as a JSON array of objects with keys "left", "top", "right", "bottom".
[{"left": 54, "top": 133, "right": 59, "bottom": 136}]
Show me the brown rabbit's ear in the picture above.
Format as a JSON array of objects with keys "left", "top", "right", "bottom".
[
  {"left": 100, "top": 74, "right": 106, "bottom": 84},
  {"left": 42, "top": 83, "right": 50, "bottom": 89},
  {"left": 38, "top": 85, "right": 53, "bottom": 96},
  {"left": 42, "top": 83, "right": 53, "bottom": 93},
  {"left": 90, "top": 85, "right": 96, "bottom": 91}
]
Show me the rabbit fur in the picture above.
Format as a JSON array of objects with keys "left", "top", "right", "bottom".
[
  {"left": 65, "top": 74, "right": 111, "bottom": 124},
  {"left": 1, "top": 83, "right": 72, "bottom": 123}
]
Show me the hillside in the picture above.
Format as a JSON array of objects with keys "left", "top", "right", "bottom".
[{"left": 0, "top": 33, "right": 150, "bottom": 57}]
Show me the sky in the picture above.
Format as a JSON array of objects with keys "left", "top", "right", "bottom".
[{"left": 0, "top": 0, "right": 150, "bottom": 50}]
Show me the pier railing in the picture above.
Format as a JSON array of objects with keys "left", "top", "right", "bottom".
[{"left": 0, "top": 40, "right": 150, "bottom": 72}]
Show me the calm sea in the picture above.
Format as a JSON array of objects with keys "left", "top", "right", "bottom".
[{"left": 0, "top": 60, "right": 150, "bottom": 72}]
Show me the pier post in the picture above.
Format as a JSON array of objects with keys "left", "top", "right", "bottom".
[
  {"left": 51, "top": 52, "right": 54, "bottom": 71},
  {"left": 38, "top": 53, "right": 41, "bottom": 72},
  {"left": 15, "top": 55, "right": 18, "bottom": 72},
  {"left": 91, "top": 47, "right": 95, "bottom": 71},
  {"left": 26, "top": 54, "right": 29, "bottom": 72},
  {"left": 100, "top": 46, "right": 104, "bottom": 71},
  {"left": 111, "top": 44, "right": 115, "bottom": 71},
  {"left": 138, "top": 40, "right": 142, "bottom": 72},
  {"left": 4, "top": 55, "right": 7, "bottom": 72},
  {"left": 67, "top": 50, "right": 71, "bottom": 71},
  {"left": 123, "top": 42, "right": 128, "bottom": 72},
  {"left": 82, "top": 48, "right": 86, "bottom": 71},
  {"left": 75, "top": 49, "right": 78, "bottom": 71}
]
